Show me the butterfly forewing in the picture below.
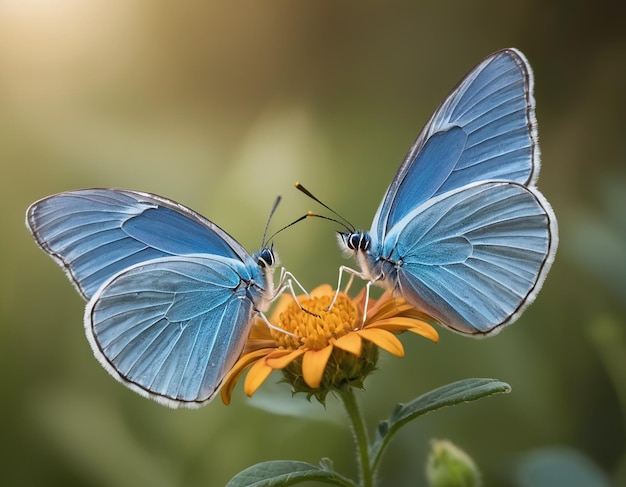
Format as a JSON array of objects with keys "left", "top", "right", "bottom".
[
  {"left": 373, "top": 48, "right": 539, "bottom": 241},
  {"left": 26, "top": 189, "right": 250, "bottom": 299}
]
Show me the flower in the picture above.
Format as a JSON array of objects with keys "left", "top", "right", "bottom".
[{"left": 221, "top": 284, "right": 439, "bottom": 405}]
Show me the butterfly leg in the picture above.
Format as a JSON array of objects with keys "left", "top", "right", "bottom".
[
  {"left": 274, "top": 268, "right": 315, "bottom": 314},
  {"left": 325, "top": 265, "right": 367, "bottom": 311},
  {"left": 256, "top": 309, "right": 297, "bottom": 337},
  {"left": 277, "top": 267, "right": 310, "bottom": 297},
  {"left": 272, "top": 269, "right": 322, "bottom": 327},
  {"left": 360, "top": 280, "right": 379, "bottom": 325},
  {"left": 253, "top": 276, "right": 303, "bottom": 338},
  {"left": 342, "top": 272, "right": 355, "bottom": 295}
]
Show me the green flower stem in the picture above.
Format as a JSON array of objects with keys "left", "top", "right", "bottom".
[{"left": 339, "top": 387, "right": 373, "bottom": 487}]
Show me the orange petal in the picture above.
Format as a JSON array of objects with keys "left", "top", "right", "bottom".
[
  {"left": 352, "top": 287, "right": 368, "bottom": 310},
  {"left": 247, "top": 320, "right": 275, "bottom": 341},
  {"left": 367, "top": 318, "right": 439, "bottom": 342},
  {"left": 333, "top": 332, "right": 363, "bottom": 356},
  {"left": 403, "top": 323, "right": 439, "bottom": 343},
  {"left": 309, "top": 284, "right": 334, "bottom": 298},
  {"left": 243, "top": 358, "right": 274, "bottom": 397},
  {"left": 365, "top": 292, "right": 436, "bottom": 324},
  {"left": 357, "top": 328, "right": 405, "bottom": 357},
  {"left": 362, "top": 289, "right": 394, "bottom": 317},
  {"left": 401, "top": 308, "right": 439, "bottom": 322},
  {"left": 221, "top": 348, "right": 274, "bottom": 404},
  {"left": 242, "top": 338, "right": 279, "bottom": 355},
  {"left": 369, "top": 302, "right": 411, "bottom": 322},
  {"left": 265, "top": 349, "right": 305, "bottom": 369},
  {"left": 302, "top": 345, "right": 334, "bottom": 388}
]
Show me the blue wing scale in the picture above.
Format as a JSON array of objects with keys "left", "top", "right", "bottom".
[
  {"left": 344, "top": 49, "right": 558, "bottom": 336},
  {"left": 372, "top": 49, "right": 539, "bottom": 240},
  {"left": 86, "top": 256, "right": 257, "bottom": 406},
  {"left": 27, "top": 189, "right": 250, "bottom": 299},
  {"left": 27, "top": 189, "right": 274, "bottom": 408},
  {"left": 384, "top": 182, "right": 555, "bottom": 335}
]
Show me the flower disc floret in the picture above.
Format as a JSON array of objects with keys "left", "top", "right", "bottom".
[
  {"left": 221, "top": 285, "right": 439, "bottom": 405},
  {"left": 272, "top": 293, "right": 359, "bottom": 351}
]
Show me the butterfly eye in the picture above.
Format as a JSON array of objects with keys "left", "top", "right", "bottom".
[
  {"left": 359, "top": 234, "right": 371, "bottom": 251},
  {"left": 340, "top": 233, "right": 356, "bottom": 250},
  {"left": 345, "top": 232, "right": 369, "bottom": 251},
  {"left": 257, "top": 248, "right": 275, "bottom": 268},
  {"left": 349, "top": 234, "right": 360, "bottom": 250}
]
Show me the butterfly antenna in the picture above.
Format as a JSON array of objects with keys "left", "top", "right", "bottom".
[
  {"left": 294, "top": 182, "right": 355, "bottom": 232},
  {"left": 261, "top": 195, "right": 282, "bottom": 248},
  {"left": 301, "top": 212, "right": 355, "bottom": 231},
  {"left": 264, "top": 211, "right": 315, "bottom": 244}
]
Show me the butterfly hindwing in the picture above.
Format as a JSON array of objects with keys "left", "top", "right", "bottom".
[
  {"left": 380, "top": 182, "right": 556, "bottom": 335},
  {"left": 86, "top": 255, "right": 257, "bottom": 407}
]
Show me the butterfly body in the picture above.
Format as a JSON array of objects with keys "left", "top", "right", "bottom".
[
  {"left": 338, "top": 48, "right": 558, "bottom": 336},
  {"left": 27, "top": 189, "right": 277, "bottom": 407}
]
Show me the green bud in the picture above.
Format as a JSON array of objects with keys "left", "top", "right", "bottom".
[{"left": 426, "top": 439, "right": 481, "bottom": 487}]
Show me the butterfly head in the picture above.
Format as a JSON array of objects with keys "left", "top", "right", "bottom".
[
  {"left": 251, "top": 245, "right": 279, "bottom": 311},
  {"left": 337, "top": 231, "right": 371, "bottom": 256},
  {"left": 255, "top": 245, "right": 277, "bottom": 269}
]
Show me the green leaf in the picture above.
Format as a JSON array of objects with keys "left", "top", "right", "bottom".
[
  {"left": 371, "top": 378, "right": 510, "bottom": 471},
  {"left": 226, "top": 460, "right": 356, "bottom": 487},
  {"left": 387, "top": 378, "right": 510, "bottom": 427}
]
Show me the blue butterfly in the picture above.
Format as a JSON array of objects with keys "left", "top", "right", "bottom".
[
  {"left": 335, "top": 48, "right": 558, "bottom": 336},
  {"left": 26, "top": 189, "right": 286, "bottom": 407}
]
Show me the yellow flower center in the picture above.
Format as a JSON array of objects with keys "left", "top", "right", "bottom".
[{"left": 272, "top": 293, "right": 360, "bottom": 351}]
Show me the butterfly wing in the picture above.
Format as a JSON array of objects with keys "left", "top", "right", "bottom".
[
  {"left": 379, "top": 182, "right": 557, "bottom": 335},
  {"left": 26, "top": 189, "right": 251, "bottom": 299},
  {"left": 27, "top": 189, "right": 270, "bottom": 406},
  {"left": 85, "top": 255, "right": 259, "bottom": 407},
  {"left": 372, "top": 48, "right": 538, "bottom": 241}
]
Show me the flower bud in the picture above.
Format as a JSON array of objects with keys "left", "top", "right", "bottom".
[{"left": 426, "top": 439, "right": 481, "bottom": 487}]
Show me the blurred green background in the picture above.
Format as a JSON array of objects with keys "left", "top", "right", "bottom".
[{"left": 2, "top": 1, "right": 625, "bottom": 486}]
